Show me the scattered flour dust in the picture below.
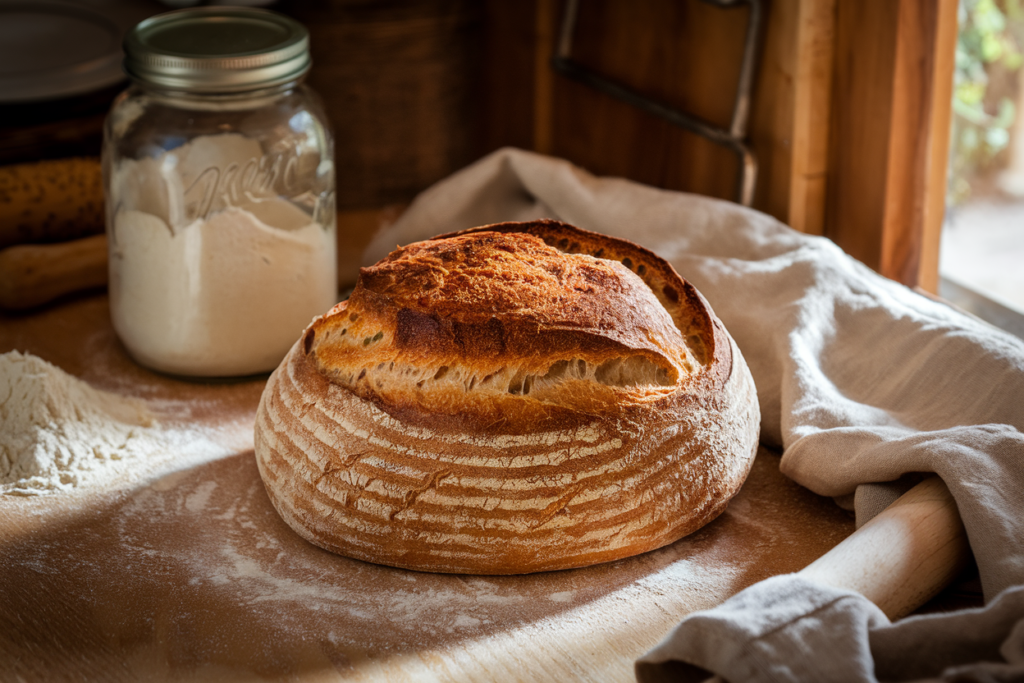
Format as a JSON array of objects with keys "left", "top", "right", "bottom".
[{"left": 0, "top": 350, "right": 225, "bottom": 495}]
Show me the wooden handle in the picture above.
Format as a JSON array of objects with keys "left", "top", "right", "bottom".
[
  {"left": 798, "top": 476, "right": 969, "bottom": 620},
  {"left": 0, "top": 234, "right": 108, "bottom": 310},
  {"left": 0, "top": 157, "right": 105, "bottom": 250}
]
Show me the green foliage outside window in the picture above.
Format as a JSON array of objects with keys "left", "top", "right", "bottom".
[{"left": 950, "top": 0, "right": 1023, "bottom": 204}]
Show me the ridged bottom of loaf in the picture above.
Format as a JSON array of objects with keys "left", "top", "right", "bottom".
[{"left": 254, "top": 337, "right": 759, "bottom": 575}]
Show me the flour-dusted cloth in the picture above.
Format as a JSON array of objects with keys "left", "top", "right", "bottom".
[{"left": 364, "top": 148, "right": 1024, "bottom": 682}]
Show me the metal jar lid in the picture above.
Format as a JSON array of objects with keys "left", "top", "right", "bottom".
[{"left": 123, "top": 7, "right": 310, "bottom": 93}]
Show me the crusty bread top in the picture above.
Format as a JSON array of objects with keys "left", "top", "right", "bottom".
[{"left": 305, "top": 220, "right": 729, "bottom": 429}]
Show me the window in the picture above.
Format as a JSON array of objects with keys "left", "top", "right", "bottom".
[{"left": 940, "top": 0, "right": 1024, "bottom": 338}]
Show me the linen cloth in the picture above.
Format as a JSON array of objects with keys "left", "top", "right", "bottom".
[{"left": 363, "top": 148, "right": 1024, "bottom": 682}]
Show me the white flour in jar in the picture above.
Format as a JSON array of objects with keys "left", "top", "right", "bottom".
[
  {"left": 0, "top": 351, "right": 223, "bottom": 495},
  {"left": 108, "top": 134, "right": 337, "bottom": 376}
]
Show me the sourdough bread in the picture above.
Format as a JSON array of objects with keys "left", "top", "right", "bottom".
[{"left": 254, "top": 220, "right": 759, "bottom": 574}]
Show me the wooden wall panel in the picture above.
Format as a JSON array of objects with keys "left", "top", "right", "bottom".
[
  {"left": 479, "top": 0, "right": 540, "bottom": 154},
  {"left": 478, "top": 0, "right": 957, "bottom": 289},
  {"left": 481, "top": 0, "right": 836, "bottom": 231},
  {"left": 533, "top": 0, "right": 558, "bottom": 154},
  {"left": 548, "top": 0, "right": 749, "bottom": 202}
]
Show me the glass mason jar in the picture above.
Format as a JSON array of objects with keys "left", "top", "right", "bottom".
[{"left": 103, "top": 7, "right": 337, "bottom": 377}]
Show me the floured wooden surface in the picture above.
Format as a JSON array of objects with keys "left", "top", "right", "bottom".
[{"left": 0, "top": 294, "right": 855, "bottom": 682}]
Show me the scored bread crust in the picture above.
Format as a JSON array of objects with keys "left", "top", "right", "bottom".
[{"left": 255, "top": 220, "right": 760, "bottom": 574}]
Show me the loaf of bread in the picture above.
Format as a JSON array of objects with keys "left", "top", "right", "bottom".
[{"left": 254, "top": 220, "right": 759, "bottom": 574}]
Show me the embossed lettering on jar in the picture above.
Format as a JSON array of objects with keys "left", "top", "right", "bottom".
[{"left": 103, "top": 7, "right": 337, "bottom": 377}]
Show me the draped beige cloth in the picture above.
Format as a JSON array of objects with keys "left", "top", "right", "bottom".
[{"left": 364, "top": 148, "right": 1024, "bottom": 682}]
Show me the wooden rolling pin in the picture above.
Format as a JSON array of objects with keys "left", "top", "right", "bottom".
[
  {"left": 0, "top": 234, "right": 108, "bottom": 311},
  {"left": 657, "top": 477, "right": 968, "bottom": 683},
  {"left": 799, "top": 475, "right": 970, "bottom": 620}
]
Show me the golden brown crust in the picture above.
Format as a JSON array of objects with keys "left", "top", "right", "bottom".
[
  {"left": 306, "top": 221, "right": 727, "bottom": 428},
  {"left": 439, "top": 220, "right": 718, "bottom": 365},
  {"left": 255, "top": 220, "right": 760, "bottom": 574}
]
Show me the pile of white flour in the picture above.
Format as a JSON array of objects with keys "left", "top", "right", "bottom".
[{"left": 0, "top": 351, "right": 217, "bottom": 495}]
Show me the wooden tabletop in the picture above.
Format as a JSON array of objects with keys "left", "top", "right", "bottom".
[{"left": 0, "top": 293, "right": 855, "bottom": 682}]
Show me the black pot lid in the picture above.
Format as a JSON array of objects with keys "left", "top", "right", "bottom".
[{"left": 0, "top": 0, "right": 152, "bottom": 104}]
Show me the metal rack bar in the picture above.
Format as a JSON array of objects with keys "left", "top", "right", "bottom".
[{"left": 551, "top": 0, "right": 765, "bottom": 206}]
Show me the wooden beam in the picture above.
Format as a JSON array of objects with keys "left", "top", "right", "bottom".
[
  {"left": 881, "top": 0, "right": 941, "bottom": 286},
  {"left": 920, "top": 0, "right": 959, "bottom": 294},
  {"left": 480, "top": 0, "right": 539, "bottom": 154},
  {"left": 825, "top": 1, "right": 900, "bottom": 275},
  {"left": 533, "top": 0, "right": 557, "bottom": 155},
  {"left": 787, "top": 0, "right": 836, "bottom": 236},
  {"left": 825, "top": 0, "right": 957, "bottom": 288},
  {"left": 748, "top": 0, "right": 796, "bottom": 223}
]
